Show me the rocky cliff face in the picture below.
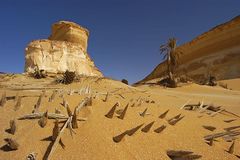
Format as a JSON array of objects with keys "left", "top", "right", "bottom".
[
  {"left": 140, "top": 15, "right": 240, "bottom": 83},
  {"left": 25, "top": 21, "right": 103, "bottom": 77}
]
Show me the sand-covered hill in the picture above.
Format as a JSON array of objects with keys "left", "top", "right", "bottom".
[
  {"left": 140, "top": 15, "right": 240, "bottom": 84},
  {"left": 0, "top": 74, "right": 240, "bottom": 159}
]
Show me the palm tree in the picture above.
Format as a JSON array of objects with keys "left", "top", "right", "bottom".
[{"left": 160, "top": 38, "right": 181, "bottom": 87}]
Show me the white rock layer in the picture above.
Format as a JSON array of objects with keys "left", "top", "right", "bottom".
[{"left": 24, "top": 21, "right": 103, "bottom": 77}]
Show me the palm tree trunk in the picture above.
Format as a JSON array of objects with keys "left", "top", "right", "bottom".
[{"left": 167, "top": 54, "right": 173, "bottom": 81}]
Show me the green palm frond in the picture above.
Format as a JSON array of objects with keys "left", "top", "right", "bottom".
[{"left": 159, "top": 37, "right": 182, "bottom": 74}]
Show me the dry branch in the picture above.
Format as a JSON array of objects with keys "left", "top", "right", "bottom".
[
  {"left": 168, "top": 114, "right": 181, "bottom": 122},
  {"left": 9, "top": 119, "right": 17, "bottom": 134},
  {"left": 103, "top": 92, "right": 109, "bottom": 102},
  {"left": 38, "top": 111, "right": 48, "bottom": 128},
  {"left": 52, "top": 119, "right": 60, "bottom": 141},
  {"left": 202, "top": 125, "right": 216, "bottom": 131},
  {"left": 159, "top": 109, "right": 169, "bottom": 119},
  {"left": 180, "top": 99, "right": 191, "bottom": 109},
  {"left": 45, "top": 117, "right": 71, "bottom": 160},
  {"left": 14, "top": 96, "right": 22, "bottom": 111},
  {"left": 139, "top": 108, "right": 148, "bottom": 117},
  {"left": 224, "top": 119, "right": 236, "bottom": 123},
  {"left": 18, "top": 112, "right": 68, "bottom": 120},
  {"left": 117, "top": 104, "right": 128, "bottom": 120},
  {"left": 227, "top": 141, "right": 235, "bottom": 154},
  {"left": 204, "top": 130, "right": 240, "bottom": 141},
  {"left": 224, "top": 125, "right": 240, "bottom": 131},
  {"left": 126, "top": 123, "right": 144, "bottom": 136},
  {"left": 141, "top": 121, "right": 155, "bottom": 133},
  {"left": 0, "top": 91, "right": 7, "bottom": 107},
  {"left": 168, "top": 116, "right": 184, "bottom": 125},
  {"left": 210, "top": 109, "right": 224, "bottom": 117},
  {"left": 105, "top": 102, "right": 119, "bottom": 119},
  {"left": 113, "top": 131, "right": 128, "bottom": 143},
  {"left": 154, "top": 125, "right": 166, "bottom": 133},
  {"left": 49, "top": 90, "right": 57, "bottom": 102},
  {"left": 33, "top": 95, "right": 43, "bottom": 113},
  {"left": 4, "top": 138, "right": 19, "bottom": 150},
  {"left": 76, "top": 97, "right": 92, "bottom": 115},
  {"left": 166, "top": 150, "right": 202, "bottom": 159},
  {"left": 117, "top": 94, "right": 125, "bottom": 99},
  {"left": 72, "top": 107, "right": 78, "bottom": 129}
]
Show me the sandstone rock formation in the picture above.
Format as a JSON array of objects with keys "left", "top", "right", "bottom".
[
  {"left": 25, "top": 21, "right": 103, "bottom": 77},
  {"left": 140, "top": 15, "right": 240, "bottom": 83}
]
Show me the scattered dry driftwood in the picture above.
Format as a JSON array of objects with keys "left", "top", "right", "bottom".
[
  {"left": 181, "top": 100, "right": 228, "bottom": 118},
  {"left": 168, "top": 114, "right": 181, "bottom": 122},
  {"left": 66, "top": 105, "right": 72, "bottom": 117},
  {"left": 33, "top": 95, "right": 43, "bottom": 113},
  {"left": 18, "top": 112, "right": 87, "bottom": 122},
  {"left": 180, "top": 99, "right": 191, "bottom": 109},
  {"left": 222, "top": 135, "right": 236, "bottom": 142},
  {"left": 154, "top": 125, "right": 166, "bottom": 133},
  {"left": 227, "top": 141, "right": 235, "bottom": 154},
  {"left": 17, "top": 99, "right": 87, "bottom": 159},
  {"left": 14, "top": 96, "right": 22, "bottom": 111},
  {"left": 141, "top": 121, "right": 155, "bottom": 133},
  {"left": 75, "top": 97, "right": 92, "bottom": 114},
  {"left": 209, "top": 109, "right": 224, "bottom": 117},
  {"left": 52, "top": 119, "right": 60, "bottom": 141},
  {"left": 204, "top": 130, "right": 240, "bottom": 141},
  {"left": 206, "top": 138, "right": 214, "bottom": 146},
  {"left": 127, "top": 123, "right": 144, "bottom": 136},
  {"left": 207, "top": 104, "right": 221, "bottom": 112},
  {"left": 0, "top": 91, "right": 7, "bottom": 107},
  {"left": 199, "top": 105, "right": 210, "bottom": 113},
  {"left": 44, "top": 117, "right": 71, "bottom": 160},
  {"left": 181, "top": 100, "right": 204, "bottom": 111},
  {"left": 38, "top": 111, "right": 48, "bottom": 128},
  {"left": 159, "top": 110, "right": 169, "bottom": 119},
  {"left": 222, "top": 110, "right": 240, "bottom": 118},
  {"left": 9, "top": 119, "right": 17, "bottom": 135},
  {"left": 72, "top": 107, "right": 78, "bottom": 129},
  {"left": 105, "top": 102, "right": 119, "bottom": 119},
  {"left": 224, "top": 119, "right": 236, "bottom": 123},
  {"left": 139, "top": 108, "right": 148, "bottom": 117},
  {"left": 115, "top": 109, "right": 124, "bottom": 115},
  {"left": 117, "top": 94, "right": 125, "bottom": 99},
  {"left": 166, "top": 150, "right": 202, "bottom": 160},
  {"left": 49, "top": 90, "right": 57, "bottom": 102},
  {"left": 103, "top": 92, "right": 109, "bottom": 102},
  {"left": 202, "top": 125, "right": 216, "bottom": 131},
  {"left": 113, "top": 131, "right": 128, "bottom": 143},
  {"left": 224, "top": 125, "right": 240, "bottom": 131},
  {"left": 18, "top": 112, "right": 68, "bottom": 120},
  {"left": 168, "top": 116, "right": 184, "bottom": 125},
  {"left": 4, "top": 138, "right": 19, "bottom": 150},
  {"left": 78, "top": 85, "right": 91, "bottom": 95},
  {"left": 117, "top": 104, "right": 128, "bottom": 120},
  {"left": 67, "top": 115, "right": 76, "bottom": 137},
  {"left": 113, "top": 123, "right": 145, "bottom": 143},
  {"left": 61, "top": 97, "right": 69, "bottom": 108}
]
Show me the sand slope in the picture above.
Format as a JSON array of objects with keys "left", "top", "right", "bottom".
[{"left": 0, "top": 75, "right": 240, "bottom": 160}]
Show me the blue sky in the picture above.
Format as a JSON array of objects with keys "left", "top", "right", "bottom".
[{"left": 0, "top": 0, "right": 239, "bottom": 83}]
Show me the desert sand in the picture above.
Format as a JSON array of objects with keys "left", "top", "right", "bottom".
[{"left": 0, "top": 74, "right": 239, "bottom": 160}]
